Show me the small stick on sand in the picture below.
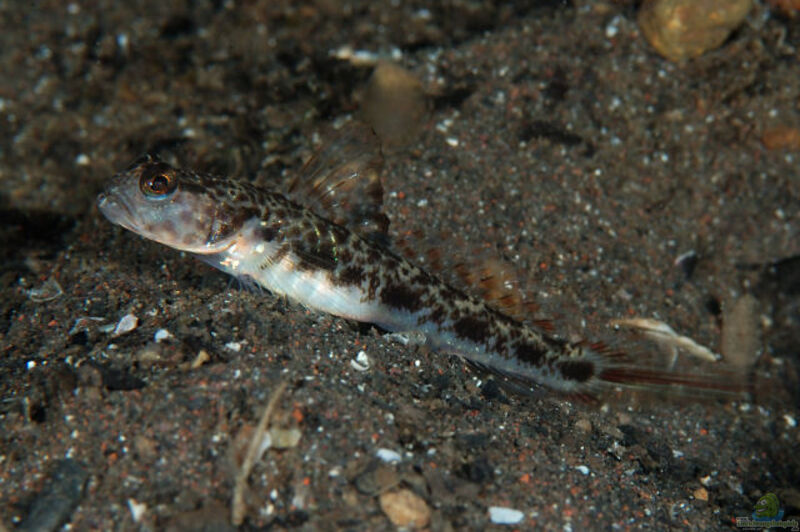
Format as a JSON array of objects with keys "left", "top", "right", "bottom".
[{"left": 231, "top": 380, "right": 289, "bottom": 526}]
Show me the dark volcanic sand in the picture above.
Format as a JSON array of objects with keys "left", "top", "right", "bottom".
[{"left": 1, "top": 1, "right": 799, "bottom": 530}]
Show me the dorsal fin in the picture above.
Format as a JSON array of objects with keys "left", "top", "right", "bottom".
[
  {"left": 396, "top": 229, "right": 548, "bottom": 325},
  {"left": 286, "top": 123, "right": 389, "bottom": 245}
]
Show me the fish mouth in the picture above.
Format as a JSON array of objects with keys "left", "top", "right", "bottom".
[{"left": 97, "top": 191, "right": 138, "bottom": 232}]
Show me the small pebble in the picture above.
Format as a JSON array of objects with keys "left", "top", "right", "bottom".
[
  {"left": 488, "top": 506, "right": 525, "bottom": 525},
  {"left": 784, "top": 414, "right": 797, "bottom": 428},
  {"left": 575, "top": 465, "right": 590, "bottom": 475},
  {"left": 269, "top": 427, "right": 302, "bottom": 449},
  {"left": 574, "top": 418, "right": 593, "bottom": 433},
  {"left": 355, "top": 465, "right": 402, "bottom": 495},
  {"left": 693, "top": 487, "right": 709, "bottom": 501},
  {"left": 17, "top": 459, "right": 87, "bottom": 532},
  {"left": 762, "top": 125, "right": 800, "bottom": 151},
  {"left": 638, "top": 0, "right": 752, "bottom": 61},
  {"left": 112, "top": 313, "right": 138, "bottom": 337},
  {"left": 379, "top": 489, "right": 431, "bottom": 528}
]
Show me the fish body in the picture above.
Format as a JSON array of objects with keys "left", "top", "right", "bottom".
[{"left": 98, "top": 128, "right": 744, "bottom": 399}]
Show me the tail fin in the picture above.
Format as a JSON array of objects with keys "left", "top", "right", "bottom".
[
  {"left": 597, "top": 364, "right": 753, "bottom": 399},
  {"left": 464, "top": 344, "right": 753, "bottom": 404}
]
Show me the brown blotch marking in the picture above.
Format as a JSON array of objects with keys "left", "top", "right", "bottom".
[
  {"left": 426, "top": 305, "right": 447, "bottom": 325},
  {"left": 285, "top": 226, "right": 301, "bottom": 239},
  {"left": 304, "top": 229, "right": 319, "bottom": 246},
  {"left": 412, "top": 271, "right": 432, "bottom": 286},
  {"left": 331, "top": 225, "right": 348, "bottom": 243},
  {"left": 315, "top": 241, "right": 337, "bottom": 268},
  {"left": 339, "top": 265, "right": 365, "bottom": 286},
  {"left": 289, "top": 240, "right": 337, "bottom": 272},
  {"left": 381, "top": 283, "right": 423, "bottom": 312},
  {"left": 257, "top": 224, "right": 280, "bottom": 242},
  {"left": 558, "top": 360, "right": 595, "bottom": 382},
  {"left": 338, "top": 247, "right": 353, "bottom": 264},
  {"left": 515, "top": 342, "right": 546, "bottom": 366},
  {"left": 452, "top": 315, "right": 490, "bottom": 343}
]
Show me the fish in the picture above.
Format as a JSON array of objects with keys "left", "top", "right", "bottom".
[{"left": 97, "top": 124, "right": 747, "bottom": 401}]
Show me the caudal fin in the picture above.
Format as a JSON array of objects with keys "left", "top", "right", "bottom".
[{"left": 597, "top": 364, "right": 753, "bottom": 399}]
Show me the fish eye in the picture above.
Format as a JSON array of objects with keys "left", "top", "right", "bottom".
[{"left": 139, "top": 165, "right": 177, "bottom": 199}]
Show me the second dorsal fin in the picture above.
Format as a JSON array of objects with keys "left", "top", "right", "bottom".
[
  {"left": 397, "top": 230, "right": 547, "bottom": 325},
  {"left": 286, "top": 122, "right": 389, "bottom": 245},
  {"left": 457, "top": 257, "right": 542, "bottom": 321}
]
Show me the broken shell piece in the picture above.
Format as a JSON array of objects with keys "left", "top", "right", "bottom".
[
  {"left": 127, "top": 498, "right": 147, "bottom": 523},
  {"left": 376, "top": 448, "right": 402, "bottom": 463},
  {"left": 112, "top": 313, "right": 138, "bottom": 337},
  {"left": 25, "top": 278, "right": 64, "bottom": 302},
  {"left": 154, "top": 328, "right": 173, "bottom": 343},
  {"left": 350, "top": 350, "right": 370, "bottom": 372},
  {"left": 489, "top": 506, "right": 525, "bottom": 525},
  {"left": 610, "top": 317, "right": 720, "bottom": 362}
]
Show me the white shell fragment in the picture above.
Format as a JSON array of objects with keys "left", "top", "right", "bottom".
[
  {"left": 224, "top": 341, "right": 243, "bottom": 352},
  {"left": 575, "top": 465, "right": 590, "bottom": 475},
  {"left": 127, "top": 498, "right": 147, "bottom": 522},
  {"left": 154, "top": 328, "right": 173, "bottom": 343},
  {"left": 25, "top": 278, "right": 64, "bottom": 302},
  {"left": 488, "top": 506, "right": 525, "bottom": 525},
  {"left": 376, "top": 448, "right": 402, "bottom": 463},
  {"left": 112, "top": 313, "right": 138, "bottom": 337},
  {"left": 350, "top": 350, "right": 370, "bottom": 372},
  {"left": 610, "top": 317, "right": 720, "bottom": 362}
]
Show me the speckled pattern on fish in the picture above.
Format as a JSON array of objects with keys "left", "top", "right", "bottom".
[{"left": 97, "top": 125, "right": 745, "bottom": 399}]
